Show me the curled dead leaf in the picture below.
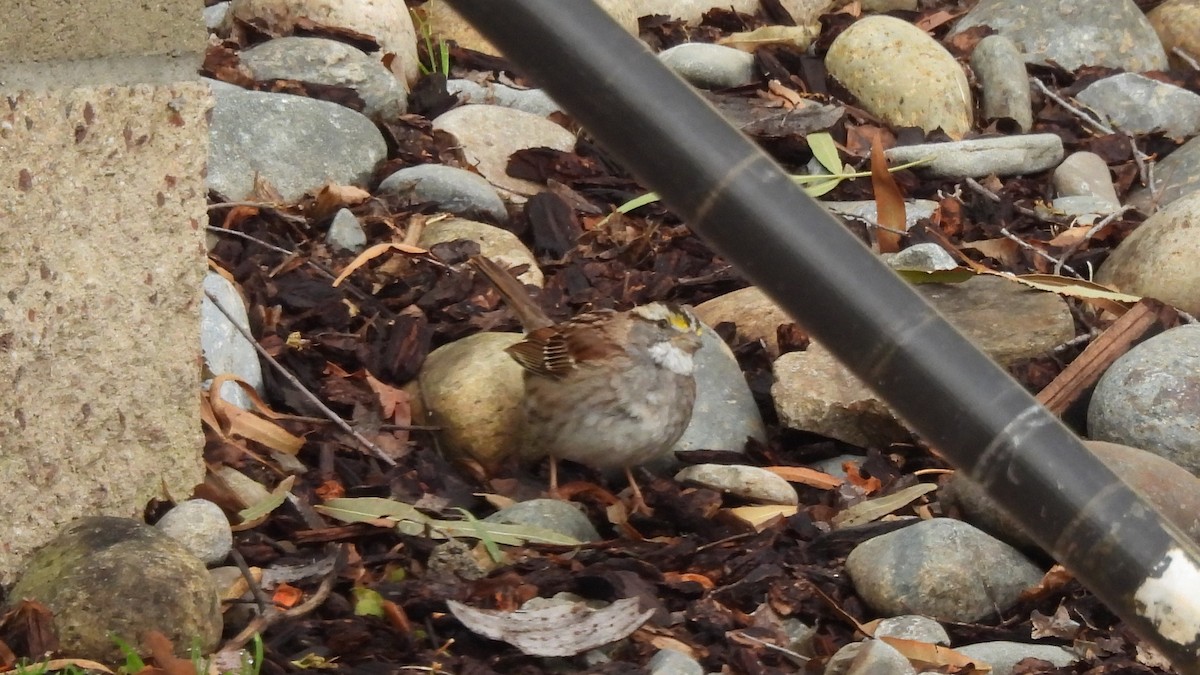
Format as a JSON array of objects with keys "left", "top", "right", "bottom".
[{"left": 447, "top": 597, "right": 654, "bottom": 657}]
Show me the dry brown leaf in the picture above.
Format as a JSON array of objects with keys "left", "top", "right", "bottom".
[
  {"left": 878, "top": 636, "right": 991, "bottom": 672},
  {"left": 447, "top": 597, "right": 654, "bottom": 657},
  {"left": 962, "top": 238, "right": 1020, "bottom": 267},
  {"left": 718, "top": 24, "right": 820, "bottom": 52},
  {"left": 142, "top": 630, "right": 196, "bottom": 675},
  {"left": 309, "top": 183, "right": 371, "bottom": 222},
  {"left": 765, "top": 465, "right": 843, "bottom": 490},
  {"left": 333, "top": 242, "right": 428, "bottom": 286},
  {"left": 870, "top": 132, "right": 905, "bottom": 253},
  {"left": 728, "top": 504, "right": 798, "bottom": 530}
]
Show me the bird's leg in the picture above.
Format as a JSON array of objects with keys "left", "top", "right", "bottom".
[
  {"left": 624, "top": 466, "right": 653, "bottom": 516},
  {"left": 548, "top": 456, "right": 562, "bottom": 499}
]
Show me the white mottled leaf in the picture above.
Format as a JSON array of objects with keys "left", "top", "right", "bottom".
[{"left": 447, "top": 597, "right": 654, "bottom": 656}]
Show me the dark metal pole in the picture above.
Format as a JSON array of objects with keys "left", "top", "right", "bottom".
[{"left": 444, "top": 1, "right": 1200, "bottom": 669}]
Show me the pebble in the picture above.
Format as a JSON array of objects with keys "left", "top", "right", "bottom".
[
  {"left": 873, "top": 615, "right": 950, "bottom": 645},
  {"left": 658, "top": 43, "right": 757, "bottom": 89},
  {"left": 883, "top": 243, "right": 958, "bottom": 272},
  {"left": 824, "top": 638, "right": 916, "bottom": 675},
  {"left": 772, "top": 275, "right": 1073, "bottom": 446},
  {"left": 204, "top": 1, "right": 230, "bottom": 29},
  {"left": 484, "top": 499, "right": 601, "bottom": 543},
  {"left": 201, "top": 271, "right": 263, "bottom": 410},
  {"left": 378, "top": 164, "right": 509, "bottom": 223},
  {"left": 883, "top": 134, "right": 1064, "bottom": 178},
  {"left": 5, "top": 517, "right": 221, "bottom": 663},
  {"left": 326, "top": 208, "right": 367, "bottom": 252},
  {"left": 955, "top": 641, "right": 1077, "bottom": 675},
  {"left": 1088, "top": 326, "right": 1200, "bottom": 475},
  {"left": 431, "top": 105, "right": 576, "bottom": 198},
  {"left": 827, "top": 199, "right": 940, "bottom": 232},
  {"left": 225, "top": 0, "right": 420, "bottom": 86},
  {"left": 417, "top": 331, "right": 525, "bottom": 470},
  {"left": 426, "top": 540, "right": 487, "bottom": 581},
  {"left": 1096, "top": 190, "right": 1200, "bottom": 315},
  {"left": 447, "top": 79, "right": 562, "bottom": 117},
  {"left": 1052, "top": 151, "right": 1119, "bottom": 209},
  {"left": 845, "top": 518, "right": 1045, "bottom": 622},
  {"left": 1076, "top": 73, "right": 1200, "bottom": 141},
  {"left": 970, "top": 35, "right": 1033, "bottom": 132},
  {"left": 239, "top": 36, "right": 408, "bottom": 120},
  {"left": 1128, "top": 135, "right": 1200, "bottom": 213},
  {"left": 826, "top": 16, "right": 972, "bottom": 138},
  {"left": 417, "top": 218, "right": 542, "bottom": 286},
  {"left": 674, "top": 464, "right": 798, "bottom": 505},
  {"left": 155, "top": 499, "right": 234, "bottom": 566},
  {"left": 208, "top": 89, "right": 386, "bottom": 201},
  {"left": 950, "top": 0, "right": 1168, "bottom": 72},
  {"left": 1148, "top": 0, "right": 1200, "bottom": 70},
  {"left": 647, "top": 648, "right": 704, "bottom": 675}
]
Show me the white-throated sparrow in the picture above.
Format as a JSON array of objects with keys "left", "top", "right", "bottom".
[{"left": 470, "top": 256, "right": 703, "bottom": 512}]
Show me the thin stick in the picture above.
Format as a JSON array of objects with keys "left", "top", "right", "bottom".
[
  {"left": 204, "top": 289, "right": 398, "bottom": 466},
  {"left": 1173, "top": 46, "right": 1200, "bottom": 71},
  {"left": 963, "top": 176, "right": 1050, "bottom": 222},
  {"left": 221, "top": 545, "right": 345, "bottom": 650},
  {"left": 1030, "top": 77, "right": 1112, "bottom": 135},
  {"left": 1053, "top": 205, "right": 1133, "bottom": 276}
]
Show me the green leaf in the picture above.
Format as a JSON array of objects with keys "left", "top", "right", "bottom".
[
  {"left": 832, "top": 483, "right": 939, "bottom": 529},
  {"left": 807, "top": 132, "right": 842, "bottom": 174},
  {"left": 615, "top": 191, "right": 663, "bottom": 214},
  {"left": 352, "top": 587, "right": 386, "bottom": 618},
  {"left": 238, "top": 475, "right": 296, "bottom": 524},
  {"left": 456, "top": 507, "right": 505, "bottom": 563},
  {"left": 894, "top": 268, "right": 976, "bottom": 285},
  {"left": 316, "top": 497, "right": 584, "bottom": 546}
]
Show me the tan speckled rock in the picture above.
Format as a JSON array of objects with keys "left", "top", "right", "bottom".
[
  {"left": 418, "top": 218, "right": 543, "bottom": 286},
  {"left": 826, "top": 16, "right": 972, "bottom": 138},
  {"left": 431, "top": 105, "right": 576, "bottom": 200},
  {"left": 424, "top": 0, "right": 638, "bottom": 56},
  {"left": 1149, "top": 0, "right": 1200, "bottom": 70},
  {"left": 418, "top": 332, "right": 525, "bottom": 470},
  {"left": 1096, "top": 190, "right": 1200, "bottom": 315}
]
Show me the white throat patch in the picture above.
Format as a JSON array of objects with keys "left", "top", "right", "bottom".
[{"left": 648, "top": 341, "right": 695, "bottom": 375}]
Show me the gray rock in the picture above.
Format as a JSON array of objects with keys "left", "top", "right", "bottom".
[
  {"left": 326, "top": 208, "right": 367, "bottom": 252},
  {"left": 658, "top": 43, "right": 757, "bottom": 89},
  {"left": 447, "top": 79, "right": 562, "bottom": 117},
  {"left": 225, "top": 0, "right": 421, "bottom": 87},
  {"left": 824, "top": 639, "right": 917, "bottom": 675},
  {"left": 432, "top": 104, "right": 576, "bottom": 198},
  {"left": 1088, "top": 325, "right": 1200, "bottom": 474},
  {"left": 845, "top": 519, "right": 1044, "bottom": 622},
  {"left": 827, "top": 199, "right": 940, "bottom": 232},
  {"left": 426, "top": 539, "right": 487, "bottom": 581},
  {"left": 956, "top": 641, "right": 1077, "bottom": 675},
  {"left": 675, "top": 464, "right": 798, "bottom": 505},
  {"left": 1052, "top": 152, "right": 1120, "bottom": 207},
  {"left": 648, "top": 648, "right": 705, "bottom": 675},
  {"left": 1076, "top": 73, "right": 1200, "bottom": 140},
  {"left": 884, "top": 134, "right": 1064, "bottom": 178},
  {"left": 485, "top": 498, "right": 601, "bottom": 542},
  {"left": 155, "top": 499, "right": 233, "bottom": 566},
  {"left": 417, "top": 218, "right": 541, "bottom": 285},
  {"left": 666, "top": 326, "right": 766, "bottom": 459},
  {"left": 1051, "top": 195, "right": 1121, "bottom": 218},
  {"left": 970, "top": 35, "right": 1033, "bottom": 132},
  {"left": 951, "top": 0, "right": 1168, "bottom": 72},
  {"left": 208, "top": 89, "right": 386, "bottom": 201},
  {"left": 1129, "top": 134, "right": 1200, "bottom": 213},
  {"left": 202, "top": 271, "right": 263, "bottom": 410},
  {"left": 378, "top": 164, "right": 509, "bottom": 223},
  {"left": 203, "top": 1, "right": 230, "bottom": 30},
  {"left": 810, "top": 454, "right": 861, "bottom": 480},
  {"left": 239, "top": 36, "right": 408, "bottom": 119},
  {"left": 884, "top": 243, "right": 958, "bottom": 272},
  {"left": 773, "top": 275, "right": 1074, "bottom": 446},
  {"left": 1096, "top": 190, "right": 1200, "bottom": 315},
  {"left": 6, "top": 517, "right": 221, "bottom": 662},
  {"left": 873, "top": 615, "right": 950, "bottom": 645},
  {"left": 826, "top": 16, "right": 972, "bottom": 138}
]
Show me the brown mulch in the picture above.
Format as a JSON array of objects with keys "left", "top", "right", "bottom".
[{"left": 8, "top": 1, "right": 1195, "bottom": 673}]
